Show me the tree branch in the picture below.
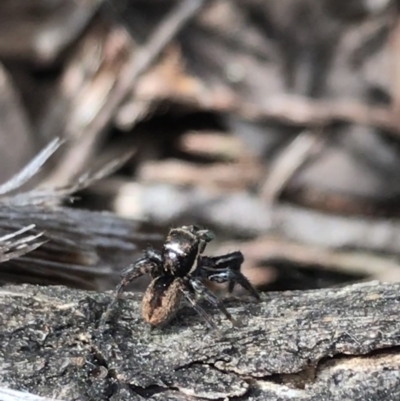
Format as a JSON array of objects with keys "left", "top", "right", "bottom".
[{"left": 1, "top": 282, "right": 400, "bottom": 400}]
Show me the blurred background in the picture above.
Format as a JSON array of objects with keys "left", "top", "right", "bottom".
[{"left": 1, "top": 0, "right": 400, "bottom": 295}]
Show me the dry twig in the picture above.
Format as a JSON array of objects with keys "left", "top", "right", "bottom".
[{"left": 45, "top": 0, "right": 210, "bottom": 188}]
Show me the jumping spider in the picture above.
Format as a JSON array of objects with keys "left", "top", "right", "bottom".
[{"left": 101, "top": 225, "right": 260, "bottom": 329}]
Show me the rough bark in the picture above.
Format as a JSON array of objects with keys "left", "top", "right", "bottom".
[{"left": 0, "top": 281, "right": 400, "bottom": 400}]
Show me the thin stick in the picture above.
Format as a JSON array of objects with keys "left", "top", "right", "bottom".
[{"left": 260, "top": 129, "right": 324, "bottom": 205}]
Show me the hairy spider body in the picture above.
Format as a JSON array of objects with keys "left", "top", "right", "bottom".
[
  {"left": 101, "top": 225, "right": 260, "bottom": 329},
  {"left": 142, "top": 276, "right": 183, "bottom": 326}
]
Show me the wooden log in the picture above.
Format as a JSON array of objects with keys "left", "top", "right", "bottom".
[{"left": 0, "top": 281, "right": 399, "bottom": 400}]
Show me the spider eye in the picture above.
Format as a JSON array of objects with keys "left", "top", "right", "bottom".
[
  {"left": 201, "top": 231, "right": 215, "bottom": 242},
  {"left": 196, "top": 229, "right": 214, "bottom": 243}
]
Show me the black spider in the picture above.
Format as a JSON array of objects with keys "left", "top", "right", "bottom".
[{"left": 101, "top": 225, "right": 260, "bottom": 329}]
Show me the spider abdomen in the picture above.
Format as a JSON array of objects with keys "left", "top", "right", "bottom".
[{"left": 141, "top": 275, "right": 183, "bottom": 326}]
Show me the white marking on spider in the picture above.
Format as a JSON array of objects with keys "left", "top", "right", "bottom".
[{"left": 164, "top": 242, "right": 185, "bottom": 255}]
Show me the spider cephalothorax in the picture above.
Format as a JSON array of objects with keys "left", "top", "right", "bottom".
[
  {"left": 161, "top": 225, "right": 213, "bottom": 276},
  {"left": 101, "top": 225, "right": 259, "bottom": 329}
]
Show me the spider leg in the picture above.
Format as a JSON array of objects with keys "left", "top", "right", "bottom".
[
  {"left": 199, "top": 252, "right": 260, "bottom": 300},
  {"left": 198, "top": 251, "right": 244, "bottom": 275},
  {"left": 211, "top": 269, "right": 260, "bottom": 300},
  {"left": 143, "top": 248, "right": 163, "bottom": 277},
  {"left": 100, "top": 257, "right": 157, "bottom": 327},
  {"left": 190, "top": 278, "right": 240, "bottom": 327},
  {"left": 178, "top": 279, "right": 219, "bottom": 330},
  {"left": 144, "top": 248, "right": 162, "bottom": 264}
]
